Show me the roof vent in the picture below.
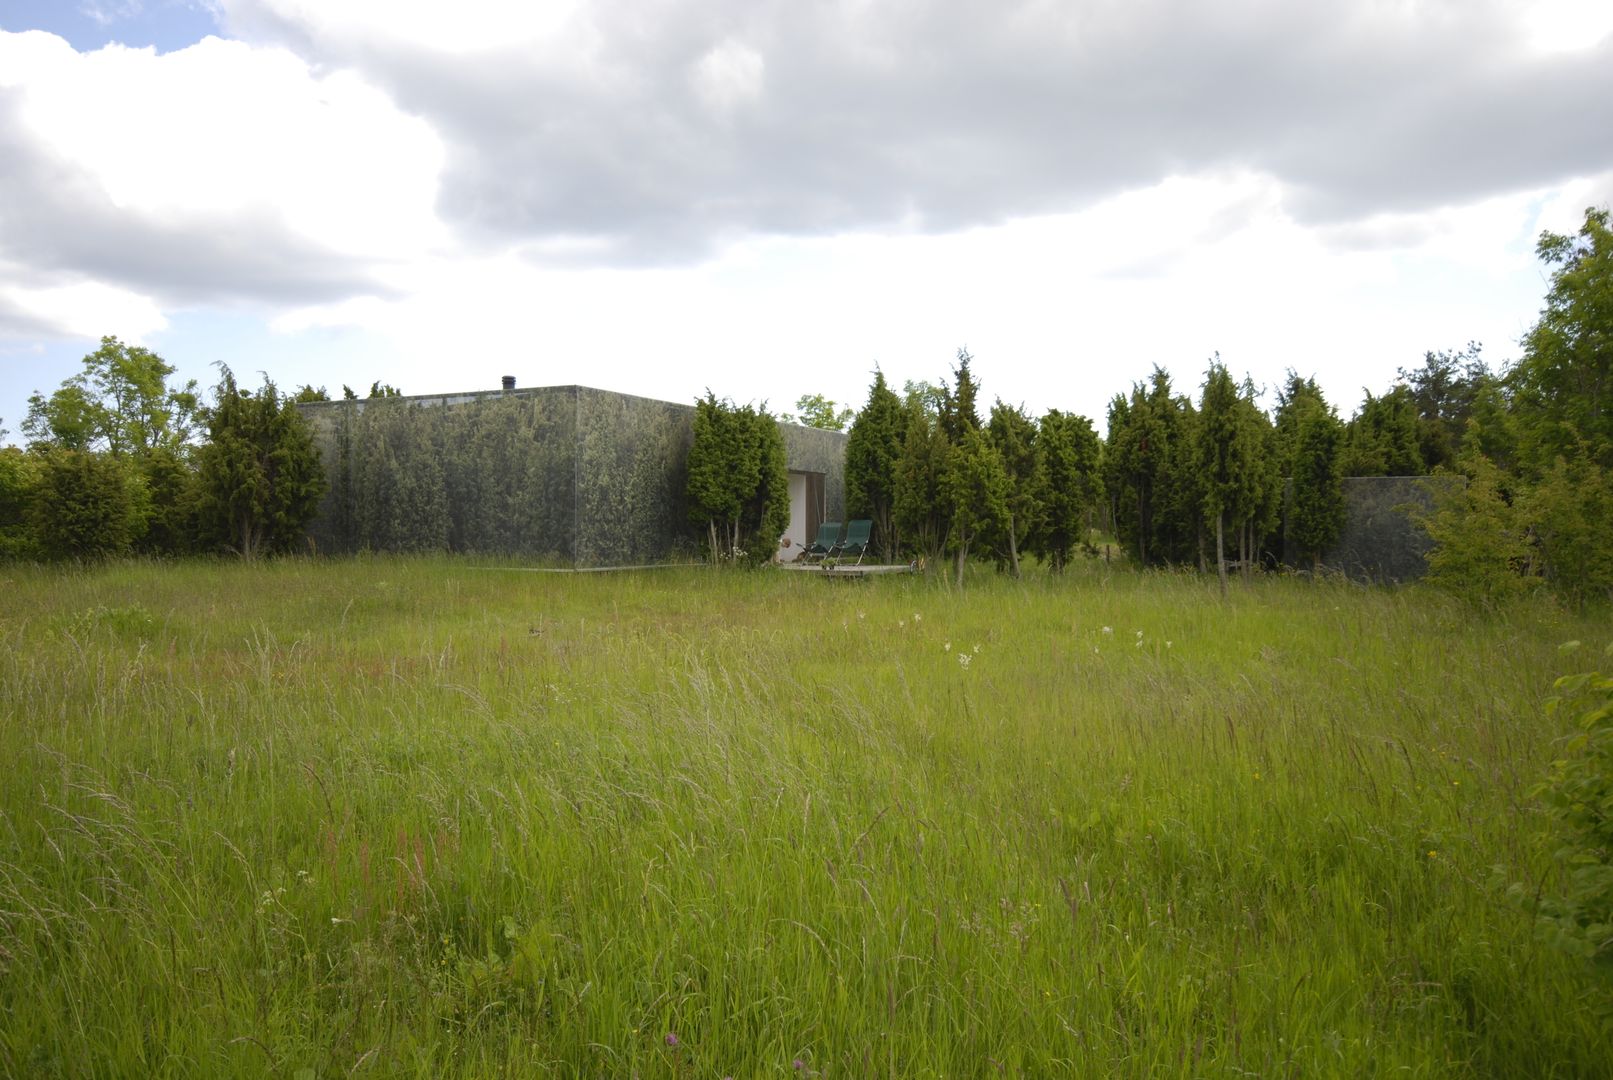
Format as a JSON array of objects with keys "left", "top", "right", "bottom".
[{"left": 501, "top": 375, "right": 516, "bottom": 391}]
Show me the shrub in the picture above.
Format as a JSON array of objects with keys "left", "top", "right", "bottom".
[
  {"left": 1521, "top": 643, "right": 1613, "bottom": 977},
  {"left": 29, "top": 448, "right": 142, "bottom": 560}
]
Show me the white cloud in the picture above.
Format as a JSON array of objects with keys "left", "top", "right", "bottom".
[
  {"left": 692, "top": 39, "right": 765, "bottom": 115},
  {"left": 0, "top": 279, "right": 166, "bottom": 340}
]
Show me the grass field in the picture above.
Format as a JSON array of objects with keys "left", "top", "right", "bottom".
[{"left": 0, "top": 557, "right": 1608, "bottom": 1077}]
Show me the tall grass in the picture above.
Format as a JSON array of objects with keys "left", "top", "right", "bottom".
[{"left": 0, "top": 557, "right": 1606, "bottom": 1077}]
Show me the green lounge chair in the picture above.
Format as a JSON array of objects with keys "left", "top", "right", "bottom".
[
  {"left": 802, "top": 521, "right": 842, "bottom": 563},
  {"left": 827, "top": 519, "right": 873, "bottom": 566}
]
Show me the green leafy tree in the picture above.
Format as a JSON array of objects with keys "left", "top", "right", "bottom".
[
  {"left": 293, "top": 385, "right": 331, "bottom": 403},
  {"left": 195, "top": 369, "right": 328, "bottom": 559},
  {"left": 790, "top": 393, "right": 854, "bottom": 431},
  {"left": 0, "top": 447, "right": 42, "bottom": 559},
  {"left": 892, "top": 399, "right": 949, "bottom": 564},
  {"left": 23, "top": 336, "right": 199, "bottom": 458},
  {"left": 1521, "top": 451, "right": 1613, "bottom": 608},
  {"left": 986, "top": 401, "right": 1042, "bottom": 577},
  {"left": 1196, "top": 362, "right": 1246, "bottom": 594},
  {"left": 1341, "top": 386, "right": 1425, "bottom": 477},
  {"left": 1033, "top": 409, "right": 1104, "bottom": 571},
  {"left": 368, "top": 382, "right": 403, "bottom": 399},
  {"left": 942, "top": 426, "right": 1008, "bottom": 586},
  {"left": 1288, "top": 398, "right": 1347, "bottom": 570},
  {"left": 1399, "top": 343, "right": 1490, "bottom": 472},
  {"left": 843, "top": 370, "right": 906, "bottom": 557},
  {"left": 685, "top": 393, "right": 788, "bottom": 564},
  {"left": 1510, "top": 206, "right": 1613, "bottom": 472},
  {"left": 29, "top": 448, "right": 142, "bottom": 560},
  {"left": 938, "top": 348, "right": 981, "bottom": 444},
  {"left": 1417, "top": 455, "right": 1534, "bottom": 605}
]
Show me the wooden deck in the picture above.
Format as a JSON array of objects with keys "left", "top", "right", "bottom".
[{"left": 778, "top": 561, "right": 917, "bottom": 579}]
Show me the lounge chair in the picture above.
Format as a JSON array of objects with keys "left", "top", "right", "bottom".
[
  {"left": 827, "top": 519, "right": 873, "bottom": 566},
  {"left": 802, "top": 521, "right": 842, "bottom": 563}
]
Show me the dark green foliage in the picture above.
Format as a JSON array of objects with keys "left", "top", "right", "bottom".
[
  {"left": 938, "top": 348, "right": 981, "bottom": 444},
  {"left": 292, "top": 385, "right": 331, "bottom": 403},
  {"left": 1288, "top": 399, "right": 1347, "bottom": 569},
  {"left": 1522, "top": 647, "right": 1613, "bottom": 974},
  {"left": 1341, "top": 386, "right": 1425, "bottom": 477},
  {"left": 0, "top": 447, "right": 41, "bottom": 559},
  {"left": 1399, "top": 344, "right": 1490, "bottom": 473},
  {"left": 368, "top": 382, "right": 403, "bottom": 399},
  {"left": 1510, "top": 207, "right": 1613, "bottom": 472},
  {"left": 1196, "top": 362, "right": 1245, "bottom": 590},
  {"left": 1105, "top": 368, "right": 1200, "bottom": 567},
  {"left": 893, "top": 401, "right": 949, "bottom": 563},
  {"left": 844, "top": 370, "right": 906, "bottom": 558},
  {"left": 195, "top": 371, "right": 327, "bottom": 559},
  {"left": 941, "top": 426, "right": 1008, "bottom": 585},
  {"left": 790, "top": 393, "right": 854, "bottom": 431},
  {"left": 986, "top": 401, "right": 1041, "bottom": 576},
  {"left": 29, "top": 449, "right": 141, "bottom": 560},
  {"left": 685, "top": 393, "right": 789, "bottom": 564},
  {"left": 133, "top": 447, "right": 199, "bottom": 556},
  {"left": 1032, "top": 409, "right": 1103, "bottom": 571}
]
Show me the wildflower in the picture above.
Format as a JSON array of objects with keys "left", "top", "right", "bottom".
[
  {"left": 857, "top": 611, "right": 866, "bottom": 621},
  {"left": 1427, "top": 850, "right": 1438, "bottom": 859},
  {"left": 1252, "top": 771, "right": 1261, "bottom": 780},
  {"left": 898, "top": 619, "right": 906, "bottom": 629},
  {"left": 958, "top": 653, "right": 971, "bottom": 668},
  {"left": 972, "top": 643, "right": 981, "bottom": 653},
  {"left": 1165, "top": 641, "right": 1173, "bottom": 649},
  {"left": 1135, "top": 630, "right": 1143, "bottom": 638},
  {"left": 665, "top": 1032, "right": 680, "bottom": 1048},
  {"left": 794, "top": 1061, "right": 805, "bottom": 1071},
  {"left": 943, "top": 641, "right": 951, "bottom": 652},
  {"left": 1101, "top": 626, "right": 1113, "bottom": 635}
]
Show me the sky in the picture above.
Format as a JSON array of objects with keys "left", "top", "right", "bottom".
[{"left": 2, "top": 1, "right": 1612, "bottom": 446}]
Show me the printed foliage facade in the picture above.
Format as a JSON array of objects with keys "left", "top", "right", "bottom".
[{"left": 298, "top": 386, "right": 845, "bottom": 566}]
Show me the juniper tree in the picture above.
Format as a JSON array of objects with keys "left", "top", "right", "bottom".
[
  {"left": 986, "top": 400, "right": 1041, "bottom": 577},
  {"left": 844, "top": 370, "right": 906, "bottom": 557},
  {"left": 1033, "top": 409, "right": 1104, "bottom": 571},
  {"left": 195, "top": 369, "right": 327, "bottom": 560}
]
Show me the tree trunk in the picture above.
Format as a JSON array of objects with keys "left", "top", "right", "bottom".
[
  {"left": 1215, "top": 510, "right": 1228, "bottom": 598},
  {"left": 1008, "top": 519, "right": 1021, "bottom": 578},
  {"left": 955, "top": 535, "right": 968, "bottom": 588}
]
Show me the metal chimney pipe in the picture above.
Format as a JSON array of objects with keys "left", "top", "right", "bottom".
[{"left": 501, "top": 375, "right": 516, "bottom": 391}]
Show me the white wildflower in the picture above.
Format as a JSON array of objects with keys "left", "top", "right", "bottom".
[
  {"left": 1101, "top": 626, "right": 1113, "bottom": 635},
  {"left": 957, "top": 653, "right": 971, "bottom": 668}
]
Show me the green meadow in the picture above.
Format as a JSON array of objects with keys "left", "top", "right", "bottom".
[{"left": 0, "top": 558, "right": 1608, "bottom": 1077}]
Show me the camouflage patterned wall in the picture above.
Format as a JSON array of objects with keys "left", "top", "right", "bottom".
[
  {"left": 298, "top": 387, "right": 846, "bottom": 566},
  {"left": 1283, "top": 475, "right": 1456, "bottom": 583}
]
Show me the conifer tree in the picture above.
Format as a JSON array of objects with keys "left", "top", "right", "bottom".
[
  {"left": 195, "top": 369, "right": 327, "bottom": 559},
  {"left": 1033, "top": 409, "right": 1104, "bottom": 571},
  {"left": 843, "top": 370, "right": 906, "bottom": 558},
  {"left": 986, "top": 401, "right": 1042, "bottom": 576},
  {"left": 942, "top": 426, "right": 1008, "bottom": 585},
  {"left": 1289, "top": 398, "right": 1347, "bottom": 570}
]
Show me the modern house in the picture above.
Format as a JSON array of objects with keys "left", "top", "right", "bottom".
[{"left": 295, "top": 381, "right": 847, "bottom": 566}]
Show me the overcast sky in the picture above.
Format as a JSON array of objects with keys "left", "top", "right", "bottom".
[{"left": 2, "top": 0, "right": 1612, "bottom": 444}]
